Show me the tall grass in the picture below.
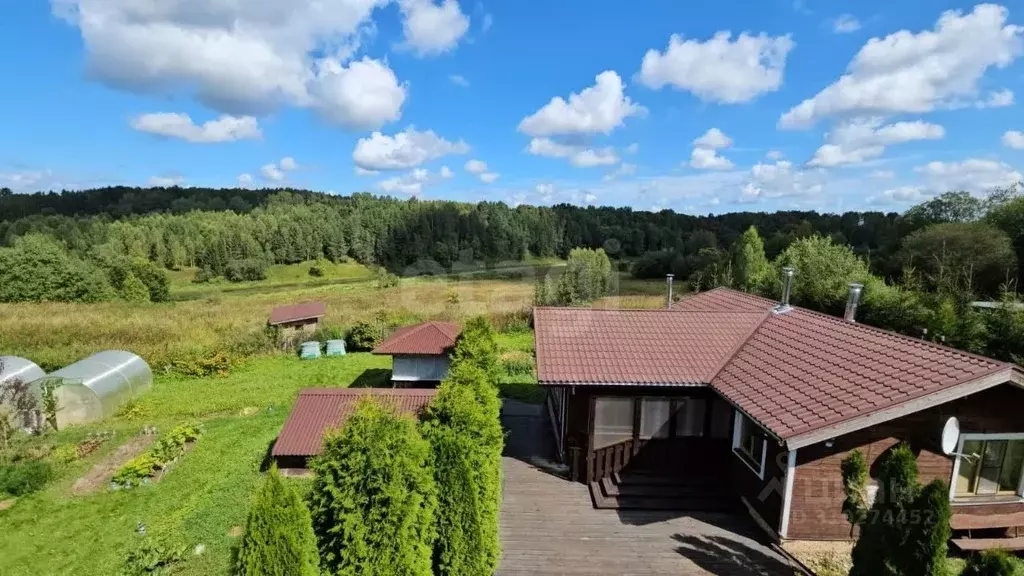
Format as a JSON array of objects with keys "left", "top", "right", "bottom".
[{"left": 0, "top": 278, "right": 535, "bottom": 370}]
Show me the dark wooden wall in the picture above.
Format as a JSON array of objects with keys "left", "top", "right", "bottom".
[
  {"left": 730, "top": 434, "right": 788, "bottom": 535},
  {"left": 788, "top": 384, "right": 1024, "bottom": 540}
]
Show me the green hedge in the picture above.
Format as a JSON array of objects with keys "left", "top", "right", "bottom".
[
  {"left": 308, "top": 400, "right": 437, "bottom": 576},
  {"left": 236, "top": 465, "right": 319, "bottom": 576}
]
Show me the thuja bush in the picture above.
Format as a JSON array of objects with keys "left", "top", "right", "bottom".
[
  {"left": 308, "top": 399, "right": 437, "bottom": 576},
  {"left": 236, "top": 465, "right": 319, "bottom": 576},
  {"left": 422, "top": 363, "right": 504, "bottom": 574},
  {"left": 962, "top": 550, "right": 1019, "bottom": 576},
  {"left": 421, "top": 425, "right": 486, "bottom": 576},
  {"left": 451, "top": 316, "right": 502, "bottom": 387},
  {"left": 850, "top": 443, "right": 951, "bottom": 576}
]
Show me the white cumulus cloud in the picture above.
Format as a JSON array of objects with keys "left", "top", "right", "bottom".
[
  {"left": 131, "top": 113, "right": 261, "bottom": 143},
  {"left": 55, "top": 0, "right": 407, "bottom": 130},
  {"left": 977, "top": 89, "right": 1015, "bottom": 108},
  {"left": 378, "top": 166, "right": 453, "bottom": 196},
  {"left": 637, "top": 31, "right": 794, "bottom": 103},
  {"left": 689, "top": 128, "right": 734, "bottom": 170},
  {"left": 527, "top": 138, "right": 619, "bottom": 168},
  {"left": 690, "top": 148, "right": 734, "bottom": 170},
  {"left": 237, "top": 173, "right": 254, "bottom": 187},
  {"left": 261, "top": 164, "right": 285, "bottom": 182},
  {"left": 518, "top": 71, "right": 646, "bottom": 137},
  {"left": 1003, "top": 130, "right": 1024, "bottom": 149},
  {"left": 693, "top": 128, "right": 732, "bottom": 150},
  {"left": 915, "top": 158, "right": 1023, "bottom": 193},
  {"left": 479, "top": 172, "right": 500, "bottom": 184},
  {"left": 464, "top": 159, "right": 488, "bottom": 174},
  {"left": 353, "top": 127, "right": 470, "bottom": 171},
  {"left": 780, "top": 5, "right": 1024, "bottom": 128},
  {"left": 741, "top": 160, "right": 823, "bottom": 203},
  {"left": 398, "top": 0, "right": 471, "bottom": 56},
  {"left": 808, "top": 118, "right": 945, "bottom": 167}
]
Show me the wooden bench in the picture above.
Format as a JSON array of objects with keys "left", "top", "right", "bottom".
[{"left": 951, "top": 511, "right": 1024, "bottom": 551}]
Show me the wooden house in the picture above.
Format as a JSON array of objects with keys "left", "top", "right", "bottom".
[
  {"left": 534, "top": 281, "right": 1024, "bottom": 551},
  {"left": 372, "top": 321, "right": 461, "bottom": 388}
]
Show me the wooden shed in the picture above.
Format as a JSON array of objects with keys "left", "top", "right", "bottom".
[{"left": 268, "top": 302, "right": 327, "bottom": 348}]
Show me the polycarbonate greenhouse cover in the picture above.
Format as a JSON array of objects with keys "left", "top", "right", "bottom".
[
  {"left": 0, "top": 356, "right": 46, "bottom": 386},
  {"left": 40, "top": 350, "right": 153, "bottom": 428}
]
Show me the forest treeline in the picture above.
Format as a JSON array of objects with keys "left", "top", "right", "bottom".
[{"left": 0, "top": 185, "right": 1022, "bottom": 303}]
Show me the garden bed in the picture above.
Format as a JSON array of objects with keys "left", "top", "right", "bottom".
[{"left": 72, "top": 435, "right": 155, "bottom": 495}]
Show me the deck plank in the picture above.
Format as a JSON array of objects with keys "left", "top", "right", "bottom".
[{"left": 498, "top": 400, "right": 801, "bottom": 576}]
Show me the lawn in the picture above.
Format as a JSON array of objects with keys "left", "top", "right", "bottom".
[{"left": 0, "top": 353, "right": 389, "bottom": 576}]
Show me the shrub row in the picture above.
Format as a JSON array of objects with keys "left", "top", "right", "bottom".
[{"left": 112, "top": 424, "right": 202, "bottom": 488}]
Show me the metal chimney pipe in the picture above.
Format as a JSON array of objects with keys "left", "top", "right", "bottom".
[
  {"left": 780, "top": 267, "right": 795, "bottom": 308},
  {"left": 666, "top": 274, "right": 675, "bottom": 308},
  {"left": 844, "top": 282, "right": 864, "bottom": 323}
]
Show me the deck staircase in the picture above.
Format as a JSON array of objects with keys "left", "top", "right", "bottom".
[{"left": 589, "top": 470, "right": 735, "bottom": 511}]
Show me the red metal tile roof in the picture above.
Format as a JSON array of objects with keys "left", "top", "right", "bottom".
[
  {"left": 534, "top": 307, "right": 768, "bottom": 385},
  {"left": 373, "top": 321, "right": 461, "bottom": 356},
  {"left": 711, "top": 306, "right": 1008, "bottom": 441},
  {"left": 272, "top": 388, "right": 438, "bottom": 458},
  {"left": 672, "top": 287, "right": 778, "bottom": 312},
  {"left": 268, "top": 302, "right": 327, "bottom": 325},
  {"left": 534, "top": 288, "right": 1014, "bottom": 442}
]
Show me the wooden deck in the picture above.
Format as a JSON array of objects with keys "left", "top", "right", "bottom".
[{"left": 498, "top": 400, "right": 801, "bottom": 575}]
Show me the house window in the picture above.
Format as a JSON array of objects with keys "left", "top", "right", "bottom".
[
  {"left": 593, "top": 397, "right": 634, "bottom": 449},
  {"left": 733, "top": 412, "right": 767, "bottom": 478},
  {"left": 955, "top": 437, "right": 1024, "bottom": 499},
  {"left": 640, "top": 398, "right": 672, "bottom": 439},
  {"left": 674, "top": 398, "right": 707, "bottom": 437}
]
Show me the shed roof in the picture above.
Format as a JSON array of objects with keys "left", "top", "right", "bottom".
[
  {"left": 373, "top": 321, "right": 461, "bottom": 356},
  {"left": 534, "top": 288, "right": 1018, "bottom": 446},
  {"left": 268, "top": 302, "right": 327, "bottom": 326},
  {"left": 272, "top": 388, "right": 438, "bottom": 458}
]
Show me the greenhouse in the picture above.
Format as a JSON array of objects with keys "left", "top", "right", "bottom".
[
  {"left": 0, "top": 356, "right": 46, "bottom": 387},
  {"left": 37, "top": 351, "right": 152, "bottom": 428}
]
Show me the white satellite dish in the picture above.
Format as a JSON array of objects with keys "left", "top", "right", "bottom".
[{"left": 941, "top": 417, "right": 960, "bottom": 455}]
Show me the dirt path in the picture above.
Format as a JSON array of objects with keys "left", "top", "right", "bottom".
[{"left": 72, "top": 435, "right": 155, "bottom": 495}]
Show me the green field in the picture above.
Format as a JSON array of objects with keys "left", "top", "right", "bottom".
[{"left": 0, "top": 354, "right": 389, "bottom": 576}]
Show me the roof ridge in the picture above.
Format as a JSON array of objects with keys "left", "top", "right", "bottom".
[
  {"left": 789, "top": 306, "right": 1009, "bottom": 367},
  {"left": 708, "top": 309, "right": 774, "bottom": 382}
]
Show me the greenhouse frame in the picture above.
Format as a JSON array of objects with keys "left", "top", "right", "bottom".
[{"left": 37, "top": 351, "right": 153, "bottom": 428}]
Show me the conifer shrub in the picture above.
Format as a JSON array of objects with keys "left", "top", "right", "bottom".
[
  {"left": 850, "top": 443, "right": 953, "bottom": 576},
  {"left": 451, "top": 316, "right": 502, "bottom": 387},
  {"left": 236, "top": 465, "right": 320, "bottom": 576},
  {"left": 308, "top": 399, "right": 437, "bottom": 576},
  {"left": 962, "top": 550, "right": 1018, "bottom": 576},
  {"left": 841, "top": 449, "right": 869, "bottom": 537},
  {"left": 421, "top": 425, "right": 486, "bottom": 576},
  {"left": 422, "top": 363, "right": 504, "bottom": 574}
]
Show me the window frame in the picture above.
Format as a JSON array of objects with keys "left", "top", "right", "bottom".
[
  {"left": 732, "top": 411, "right": 767, "bottom": 480},
  {"left": 949, "top": 432, "right": 1024, "bottom": 504}
]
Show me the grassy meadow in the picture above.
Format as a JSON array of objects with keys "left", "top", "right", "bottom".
[{"left": 0, "top": 261, "right": 663, "bottom": 371}]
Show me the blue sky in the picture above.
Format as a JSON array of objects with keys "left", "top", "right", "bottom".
[{"left": 1, "top": 1, "right": 1023, "bottom": 214}]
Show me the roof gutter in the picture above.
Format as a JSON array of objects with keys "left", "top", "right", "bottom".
[{"left": 783, "top": 366, "right": 1019, "bottom": 450}]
